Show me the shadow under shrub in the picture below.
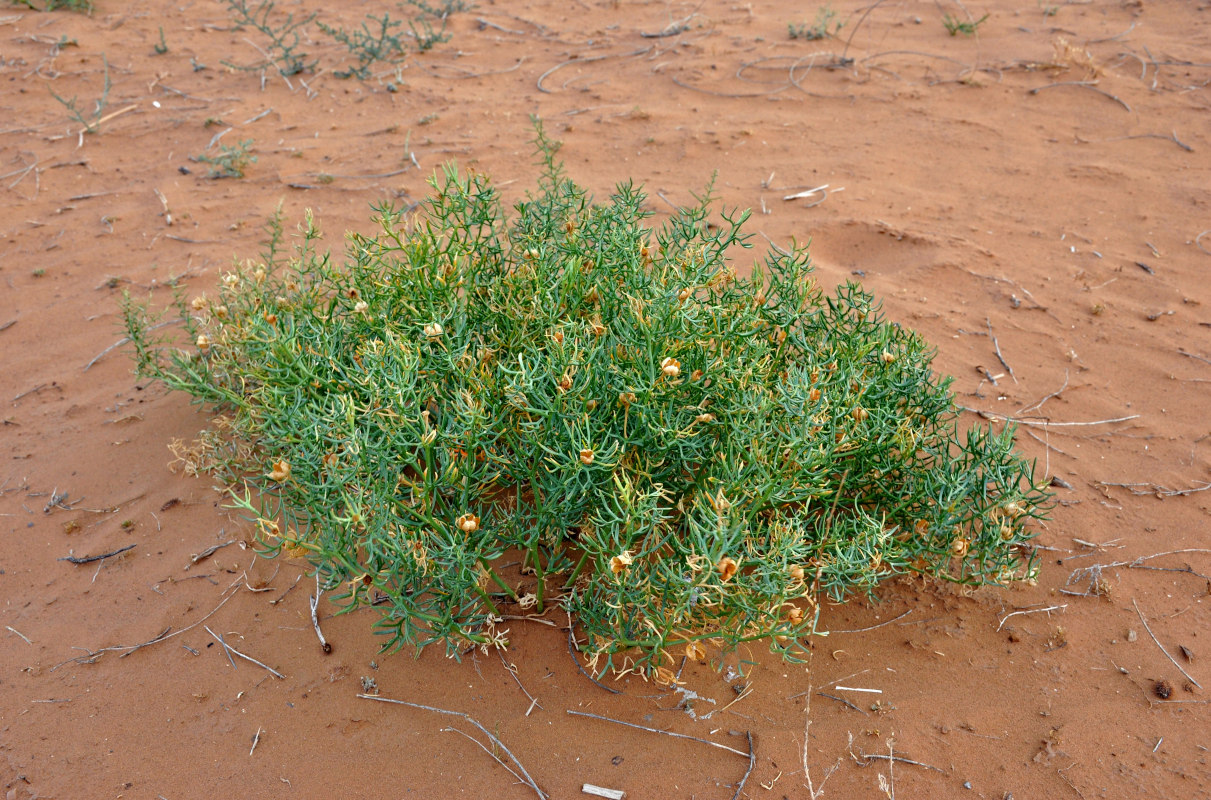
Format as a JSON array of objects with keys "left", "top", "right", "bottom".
[{"left": 124, "top": 126, "right": 1049, "bottom": 678}]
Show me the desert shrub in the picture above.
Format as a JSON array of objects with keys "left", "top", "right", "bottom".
[{"left": 124, "top": 124, "right": 1049, "bottom": 677}]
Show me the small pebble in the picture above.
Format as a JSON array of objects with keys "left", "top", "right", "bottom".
[{"left": 963, "top": 781, "right": 973, "bottom": 789}]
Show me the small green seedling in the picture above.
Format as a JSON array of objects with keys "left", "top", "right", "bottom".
[
  {"left": 317, "top": 13, "right": 409, "bottom": 79},
  {"left": 789, "top": 6, "right": 844, "bottom": 41},
  {"left": 49, "top": 54, "right": 110, "bottom": 134},
  {"left": 942, "top": 12, "right": 989, "bottom": 36},
  {"left": 193, "top": 139, "right": 256, "bottom": 178},
  {"left": 221, "top": 0, "right": 317, "bottom": 76}
]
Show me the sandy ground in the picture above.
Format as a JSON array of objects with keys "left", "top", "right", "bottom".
[{"left": 2, "top": 1, "right": 1210, "bottom": 798}]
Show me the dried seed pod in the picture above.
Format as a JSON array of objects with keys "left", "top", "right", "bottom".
[
  {"left": 789, "top": 565, "right": 805, "bottom": 581},
  {"left": 353, "top": 301, "right": 369, "bottom": 315},
  {"left": 610, "top": 550, "right": 634, "bottom": 575},
  {"left": 685, "top": 641, "right": 706, "bottom": 660},
  {"left": 717, "top": 556, "right": 738, "bottom": 582},
  {"left": 881, "top": 350, "right": 896, "bottom": 364},
  {"left": 455, "top": 513, "right": 480, "bottom": 534},
  {"left": 852, "top": 407, "right": 869, "bottom": 422},
  {"left": 196, "top": 334, "right": 212, "bottom": 351},
  {"left": 695, "top": 413, "right": 715, "bottom": 423},
  {"left": 579, "top": 448, "right": 595, "bottom": 466},
  {"left": 423, "top": 322, "right": 444, "bottom": 340},
  {"left": 268, "top": 459, "right": 290, "bottom": 482},
  {"left": 677, "top": 287, "right": 692, "bottom": 303},
  {"left": 619, "top": 391, "right": 637, "bottom": 407},
  {"left": 661, "top": 357, "right": 681, "bottom": 378},
  {"left": 951, "top": 537, "right": 969, "bottom": 557}
]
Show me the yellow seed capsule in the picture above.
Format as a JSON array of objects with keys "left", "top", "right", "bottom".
[
  {"left": 678, "top": 287, "right": 691, "bottom": 303},
  {"left": 717, "top": 556, "right": 738, "bottom": 582},
  {"left": 619, "top": 391, "right": 637, "bottom": 407},
  {"left": 579, "top": 448, "right": 595, "bottom": 466},
  {"left": 789, "top": 565, "right": 805, "bottom": 581},
  {"left": 353, "top": 301, "right": 369, "bottom": 315},
  {"left": 661, "top": 357, "right": 681, "bottom": 378},
  {"left": 695, "top": 413, "right": 715, "bottom": 424},
  {"left": 268, "top": 459, "right": 290, "bottom": 482},
  {"left": 881, "top": 350, "right": 896, "bottom": 364},
  {"left": 196, "top": 334, "right": 211, "bottom": 351},
  {"left": 456, "top": 513, "right": 480, "bottom": 534},
  {"left": 852, "top": 407, "right": 869, "bottom": 422},
  {"left": 610, "top": 550, "right": 634, "bottom": 575},
  {"left": 423, "top": 322, "right": 444, "bottom": 339},
  {"left": 951, "top": 537, "right": 969, "bottom": 557}
]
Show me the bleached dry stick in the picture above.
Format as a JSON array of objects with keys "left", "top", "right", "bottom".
[
  {"left": 1132, "top": 598, "right": 1202, "bottom": 689},
  {"left": 204, "top": 625, "right": 285, "bottom": 679},
  {"left": 997, "top": 604, "right": 1068, "bottom": 632},
  {"left": 566, "top": 710, "right": 750, "bottom": 757},
  {"left": 310, "top": 573, "right": 331, "bottom": 653},
  {"left": 359, "top": 694, "right": 547, "bottom": 800}
]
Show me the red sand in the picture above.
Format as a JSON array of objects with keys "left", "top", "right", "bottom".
[{"left": 2, "top": 1, "right": 1209, "bottom": 798}]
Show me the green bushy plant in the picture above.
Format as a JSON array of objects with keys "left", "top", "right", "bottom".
[{"left": 124, "top": 123, "right": 1048, "bottom": 678}]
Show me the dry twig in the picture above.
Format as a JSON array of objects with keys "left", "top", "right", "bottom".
[
  {"left": 566, "top": 710, "right": 750, "bottom": 757},
  {"left": 1132, "top": 598, "right": 1202, "bottom": 689},
  {"left": 359, "top": 693, "right": 547, "bottom": 799}
]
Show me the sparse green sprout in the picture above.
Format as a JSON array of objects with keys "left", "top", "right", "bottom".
[
  {"left": 14, "top": 0, "right": 94, "bottom": 12},
  {"left": 221, "top": 0, "right": 317, "bottom": 76},
  {"left": 125, "top": 122, "right": 1049, "bottom": 676},
  {"left": 942, "top": 12, "right": 989, "bottom": 36},
  {"left": 318, "top": 13, "right": 409, "bottom": 79},
  {"left": 154, "top": 26, "right": 169, "bottom": 55},
  {"left": 49, "top": 54, "right": 110, "bottom": 134},
  {"left": 193, "top": 139, "right": 256, "bottom": 178},
  {"left": 789, "top": 5, "right": 843, "bottom": 41},
  {"left": 404, "top": 0, "right": 471, "bottom": 51}
]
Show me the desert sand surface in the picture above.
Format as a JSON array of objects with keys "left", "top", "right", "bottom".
[{"left": 2, "top": 1, "right": 1209, "bottom": 798}]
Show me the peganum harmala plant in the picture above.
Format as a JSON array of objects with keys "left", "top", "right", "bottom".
[{"left": 123, "top": 124, "right": 1049, "bottom": 678}]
